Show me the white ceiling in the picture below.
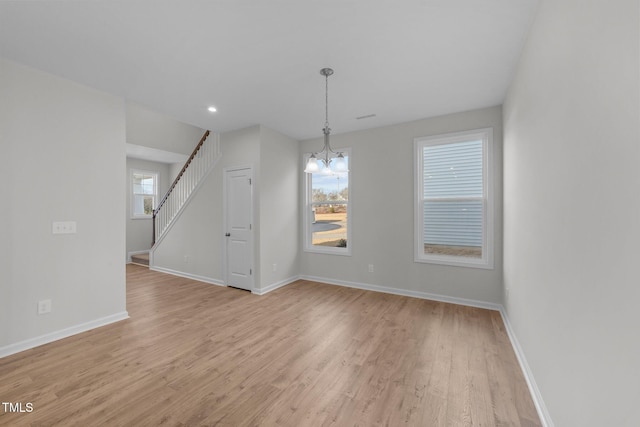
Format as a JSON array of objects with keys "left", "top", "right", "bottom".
[{"left": 0, "top": 0, "right": 539, "bottom": 141}]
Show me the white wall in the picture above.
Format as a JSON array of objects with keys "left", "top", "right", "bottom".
[
  {"left": 125, "top": 158, "right": 171, "bottom": 258},
  {"left": 126, "top": 101, "right": 205, "bottom": 155},
  {"left": 0, "top": 83, "right": 10, "bottom": 344},
  {"left": 152, "top": 126, "right": 261, "bottom": 284},
  {"left": 259, "top": 126, "right": 299, "bottom": 290},
  {"left": 152, "top": 125, "right": 301, "bottom": 292},
  {"left": 124, "top": 102, "right": 207, "bottom": 260},
  {"left": 503, "top": 1, "right": 640, "bottom": 425},
  {"left": 299, "top": 106, "right": 504, "bottom": 304},
  {"left": 0, "top": 59, "right": 127, "bottom": 351}
]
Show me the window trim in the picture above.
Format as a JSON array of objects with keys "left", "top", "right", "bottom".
[
  {"left": 303, "top": 148, "right": 352, "bottom": 256},
  {"left": 130, "top": 169, "right": 159, "bottom": 220},
  {"left": 414, "top": 128, "right": 494, "bottom": 269}
]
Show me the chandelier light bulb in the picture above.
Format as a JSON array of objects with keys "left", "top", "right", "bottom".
[
  {"left": 304, "top": 156, "right": 320, "bottom": 173},
  {"left": 334, "top": 153, "right": 348, "bottom": 172}
]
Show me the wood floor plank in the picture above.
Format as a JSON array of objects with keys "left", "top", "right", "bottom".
[{"left": 0, "top": 265, "right": 541, "bottom": 426}]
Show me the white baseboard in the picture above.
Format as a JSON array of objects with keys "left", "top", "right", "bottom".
[
  {"left": 0, "top": 311, "right": 129, "bottom": 359},
  {"left": 298, "top": 274, "right": 502, "bottom": 311},
  {"left": 149, "top": 265, "right": 225, "bottom": 287},
  {"left": 253, "top": 275, "right": 300, "bottom": 295},
  {"left": 129, "top": 265, "right": 555, "bottom": 425},
  {"left": 499, "top": 308, "right": 554, "bottom": 427},
  {"left": 148, "top": 268, "right": 298, "bottom": 296},
  {"left": 298, "top": 274, "right": 551, "bottom": 426}
]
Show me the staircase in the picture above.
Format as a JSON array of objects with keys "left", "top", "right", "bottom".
[
  {"left": 130, "top": 253, "right": 149, "bottom": 266},
  {"left": 152, "top": 130, "right": 220, "bottom": 246}
]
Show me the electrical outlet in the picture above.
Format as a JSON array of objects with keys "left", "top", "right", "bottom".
[
  {"left": 37, "top": 299, "right": 52, "bottom": 315},
  {"left": 272, "top": 264, "right": 277, "bottom": 272},
  {"left": 184, "top": 255, "right": 189, "bottom": 263},
  {"left": 368, "top": 264, "right": 374, "bottom": 273}
]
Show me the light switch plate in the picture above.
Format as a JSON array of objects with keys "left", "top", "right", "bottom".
[{"left": 52, "top": 221, "right": 77, "bottom": 234}]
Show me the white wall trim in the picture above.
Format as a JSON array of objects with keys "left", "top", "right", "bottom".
[
  {"left": 298, "top": 273, "right": 551, "bottom": 426},
  {"left": 0, "top": 311, "right": 129, "bottom": 359},
  {"left": 135, "top": 262, "right": 554, "bottom": 425},
  {"left": 302, "top": 148, "right": 352, "bottom": 256},
  {"left": 413, "top": 127, "right": 494, "bottom": 270},
  {"left": 130, "top": 168, "right": 159, "bottom": 220},
  {"left": 222, "top": 164, "right": 256, "bottom": 291},
  {"left": 299, "top": 274, "right": 502, "bottom": 311},
  {"left": 253, "top": 275, "right": 300, "bottom": 295},
  {"left": 499, "top": 308, "right": 554, "bottom": 427},
  {"left": 150, "top": 265, "right": 225, "bottom": 287}
]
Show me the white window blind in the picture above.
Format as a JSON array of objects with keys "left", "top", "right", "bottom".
[
  {"left": 414, "top": 129, "right": 493, "bottom": 269},
  {"left": 423, "top": 140, "right": 483, "bottom": 248}
]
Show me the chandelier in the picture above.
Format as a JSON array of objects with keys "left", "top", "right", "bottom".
[{"left": 304, "top": 68, "right": 348, "bottom": 174}]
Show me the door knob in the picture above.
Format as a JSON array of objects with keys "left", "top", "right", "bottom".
[{"left": 225, "top": 233, "right": 231, "bottom": 237}]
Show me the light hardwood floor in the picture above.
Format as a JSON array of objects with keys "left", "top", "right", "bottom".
[{"left": 0, "top": 265, "right": 541, "bottom": 426}]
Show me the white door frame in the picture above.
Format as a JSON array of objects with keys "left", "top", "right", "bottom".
[{"left": 222, "top": 165, "right": 255, "bottom": 291}]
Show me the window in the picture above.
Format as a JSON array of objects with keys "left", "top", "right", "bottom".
[
  {"left": 131, "top": 170, "right": 158, "bottom": 218},
  {"left": 304, "top": 150, "right": 350, "bottom": 255},
  {"left": 414, "top": 129, "right": 493, "bottom": 268}
]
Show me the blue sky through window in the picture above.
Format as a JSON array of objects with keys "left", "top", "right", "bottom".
[{"left": 310, "top": 156, "right": 349, "bottom": 194}]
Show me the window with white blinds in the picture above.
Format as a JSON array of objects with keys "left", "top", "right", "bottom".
[{"left": 414, "top": 129, "right": 493, "bottom": 269}]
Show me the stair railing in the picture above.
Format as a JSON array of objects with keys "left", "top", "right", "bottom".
[{"left": 152, "top": 130, "right": 219, "bottom": 244}]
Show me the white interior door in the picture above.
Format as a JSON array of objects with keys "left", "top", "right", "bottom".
[{"left": 225, "top": 168, "right": 253, "bottom": 291}]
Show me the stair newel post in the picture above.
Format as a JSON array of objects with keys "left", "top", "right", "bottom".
[{"left": 152, "top": 210, "right": 156, "bottom": 245}]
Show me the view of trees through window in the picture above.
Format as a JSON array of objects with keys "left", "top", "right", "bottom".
[
  {"left": 312, "top": 187, "right": 349, "bottom": 202},
  {"left": 308, "top": 156, "right": 349, "bottom": 249}
]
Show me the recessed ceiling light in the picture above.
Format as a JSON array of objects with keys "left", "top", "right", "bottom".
[{"left": 207, "top": 106, "right": 217, "bottom": 113}]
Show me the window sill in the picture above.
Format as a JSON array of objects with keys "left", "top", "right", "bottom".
[
  {"left": 304, "top": 247, "right": 352, "bottom": 256},
  {"left": 414, "top": 255, "right": 493, "bottom": 270}
]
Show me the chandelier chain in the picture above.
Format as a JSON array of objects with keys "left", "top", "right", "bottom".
[{"left": 325, "top": 72, "right": 329, "bottom": 129}]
